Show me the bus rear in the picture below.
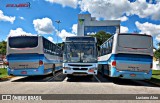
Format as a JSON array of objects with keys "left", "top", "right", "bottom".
[
  {"left": 111, "top": 34, "right": 153, "bottom": 80},
  {"left": 7, "top": 36, "right": 45, "bottom": 76}
]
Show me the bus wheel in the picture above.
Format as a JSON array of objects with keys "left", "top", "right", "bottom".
[
  {"left": 101, "top": 66, "right": 105, "bottom": 77},
  {"left": 52, "top": 64, "right": 55, "bottom": 76},
  {"left": 88, "top": 75, "right": 93, "bottom": 79},
  {"left": 67, "top": 74, "right": 72, "bottom": 78}
]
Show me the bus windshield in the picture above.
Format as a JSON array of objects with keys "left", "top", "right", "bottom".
[
  {"left": 9, "top": 36, "right": 38, "bottom": 48},
  {"left": 63, "top": 42, "right": 97, "bottom": 63},
  {"left": 118, "top": 34, "right": 152, "bottom": 49}
]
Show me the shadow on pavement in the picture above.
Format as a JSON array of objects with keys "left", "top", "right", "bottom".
[{"left": 11, "top": 70, "right": 66, "bottom": 82}]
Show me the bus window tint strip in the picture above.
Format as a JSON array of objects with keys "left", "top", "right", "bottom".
[
  {"left": 9, "top": 36, "right": 38, "bottom": 48},
  {"left": 66, "top": 37, "right": 95, "bottom": 42}
]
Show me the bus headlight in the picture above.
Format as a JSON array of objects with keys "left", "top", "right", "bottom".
[{"left": 63, "top": 67, "right": 71, "bottom": 70}]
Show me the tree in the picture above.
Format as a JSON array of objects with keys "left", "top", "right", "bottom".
[
  {"left": 91, "top": 31, "right": 112, "bottom": 47},
  {"left": 157, "top": 42, "right": 160, "bottom": 49},
  {"left": 154, "top": 49, "right": 160, "bottom": 60},
  {"left": 0, "top": 41, "right": 7, "bottom": 55}
]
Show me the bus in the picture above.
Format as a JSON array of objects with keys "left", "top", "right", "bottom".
[
  {"left": 7, "top": 35, "right": 62, "bottom": 76},
  {"left": 98, "top": 33, "right": 153, "bottom": 80},
  {"left": 63, "top": 36, "right": 98, "bottom": 77}
]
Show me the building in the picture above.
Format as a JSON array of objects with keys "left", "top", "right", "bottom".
[
  {"left": 153, "top": 48, "right": 160, "bottom": 70},
  {"left": 77, "top": 14, "right": 121, "bottom": 36}
]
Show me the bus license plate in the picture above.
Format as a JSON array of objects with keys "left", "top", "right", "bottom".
[
  {"left": 130, "top": 74, "right": 136, "bottom": 77},
  {"left": 21, "top": 71, "right": 27, "bottom": 74}
]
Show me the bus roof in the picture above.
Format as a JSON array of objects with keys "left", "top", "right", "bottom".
[{"left": 118, "top": 33, "right": 152, "bottom": 37}]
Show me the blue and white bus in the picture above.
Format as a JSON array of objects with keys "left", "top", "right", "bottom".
[
  {"left": 63, "top": 36, "right": 98, "bottom": 77},
  {"left": 7, "top": 36, "right": 62, "bottom": 76},
  {"left": 98, "top": 33, "right": 153, "bottom": 80}
]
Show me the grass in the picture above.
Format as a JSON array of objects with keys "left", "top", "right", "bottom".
[
  {"left": 152, "top": 70, "right": 160, "bottom": 75},
  {"left": 148, "top": 70, "right": 160, "bottom": 86},
  {"left": 0, "top": 68, "right": 8, "bottom": 78}
]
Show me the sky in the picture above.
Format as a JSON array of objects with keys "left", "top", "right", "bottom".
[{"left": 0, "top": 0, "right": 160, "bottom": 48}]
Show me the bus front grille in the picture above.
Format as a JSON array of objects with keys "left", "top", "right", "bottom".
[
  {"left": 68, "top": 64, "right": 92, "bottom": 67},
  {"left": 72, "top": 68, "right": 88, "bottom": 70},
  {"left": 72, "top": 72, "right": 88, "bottom": 74}
]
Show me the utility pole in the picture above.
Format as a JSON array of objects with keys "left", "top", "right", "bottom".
[{"left": 55, "top": 20, "right": 61, "bottom": 46}]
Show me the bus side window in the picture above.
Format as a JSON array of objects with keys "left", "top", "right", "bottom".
[
  {"left": 107, "top": 42, "right": 109, "bottom": 54},
  {"left": 99, "top": 47, "right": 101, "bottom": 56}
]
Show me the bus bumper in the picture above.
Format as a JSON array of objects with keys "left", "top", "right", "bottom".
[
  {"left": 110, "top": 67, "right": 152, "bottom": 80},
  {"left": 63, "top": 69, "right": 98, "bottom": 75},
  {"left": 7, "top": 66, "right": 51, "bottom": 76}
]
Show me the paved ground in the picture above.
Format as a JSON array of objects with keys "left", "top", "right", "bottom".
[{"left": 0, "top": 70, "right": 160, "bottom": 103}]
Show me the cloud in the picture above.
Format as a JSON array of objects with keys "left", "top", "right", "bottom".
[
  {"left": 129, "top": 0, "right": 160, "bottom": 20},
  {"left": 79, "top": 0, "right": 160, "bottom": 20},
  {"left": 117, "top": 16, "right": 128, "bottom": 22},
  {"left": 135, "top": 21, "right": 160, "bottom": 36},
  {"left": 7, "top": 28, "right": 34, "bottom": 37},
  {"left": 45, "top": 0, "right": 160, "bottom": 20},
  {"left": 79, "top": 0, "right": 131, "bottom": 20},
  {"left": 120, "top": 26, "right": 129, "bottom": 33},
  {"left": 45, "top": 0, "right": 78, "bottom": 8},
  {"left": 0, "top": 10, "right": 15, "bottom": 24},
  {"left": 48, "top": 36, "right": 55, "bottom": 43},
  {"left": 71, "top": 24, "right": 77, "bottom": 34},
  {"left": 156, "top": 35, "right": 160, "bottom": 42},
  {"left": 33, "top": 17, "right": 55, "bottom": 34},
  {"left": 58, "top": 29, "right": 76, "bottom": 41},
  {"left": 56, "top": 24, "right": 77, "bottom": 41},
  {"left": 19, "top": 16, "right": 24, "bottom": 20}
]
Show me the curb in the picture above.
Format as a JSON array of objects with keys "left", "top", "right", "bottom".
[{"left": 0, "top": 76, "right": 14, "bottom": 81}]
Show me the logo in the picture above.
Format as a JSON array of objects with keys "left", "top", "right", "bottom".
[
  {"left": 2, "top": 95, "right": 11, "bottom": 100},
  {"left": 6, "top": 2, "right": 30, "bottom": 8}
]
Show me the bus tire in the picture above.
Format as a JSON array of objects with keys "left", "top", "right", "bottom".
[
  {"left": 88, "top": 75, "right": 93, "bottom": 79},
  {"left": 52, "top": 64, "right": 55, "bottom": 76},
  {"left": 108, "top": 65, "right": 111, "bottom": 76},
  {"left": 101, "top": 65, "right": 105, "bottom": 77},
  {"left": 67, "top": 74, "right": 73, "bottom": 78},
  {"left": 106, "top": 64, "right": 109, "bottom": 76}
]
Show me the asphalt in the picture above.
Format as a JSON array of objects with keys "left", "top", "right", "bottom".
[{"left": 0, "top": 70, "right": 160, "bottom": 103}]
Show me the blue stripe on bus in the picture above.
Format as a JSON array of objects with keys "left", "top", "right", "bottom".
[
  {"left": 98, "top": 54, "right": 152, "bottom": 64},
  {"left": 109, "top": 67, "right": 152, "bottom": 80},
  {"left": 7, "top": 54, "right": 62, "bottom": 76},
  {"left": 99, "top": 60, "right": 151, "bottom": 64},
  {"left": 98, "top": 54, "right": 152, "bottom": 80},
  {"left": 7, "top": 54, "right": 62, "bottom": 63},
  {"left": 7, "top": 54, "right": 44, "bottom": 60},
  {"left": 8, "top": 65, "right": 45, "bottom": 76},
  {"left": 8, "top": 66, "right": 62, "bottom": 76}
]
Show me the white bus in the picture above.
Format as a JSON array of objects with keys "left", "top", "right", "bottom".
[
  {"left": 98, "top": 33, "right": 153, "bottom": 80},
  {"left": 63, "top": 36, "right": 98, "bottom": 77},
  {"left": 7, "top": 35, "right": 62, "bottom": 76}
]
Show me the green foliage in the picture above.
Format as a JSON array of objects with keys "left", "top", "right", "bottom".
[
  {"left": 152, "top": 70, "right": 160, "bottom": 75},
  {"left": 0, "top": 41, "right": 7, "bottom": 55},
  {"left": 0, "top": 68, "right": 8, "bottom": 78},
  {"left": 91, "top": 31, "right": 112, "bottom": 47},
  {"left": 154, "top": 49, "right": 160, "bottom": 59}
]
